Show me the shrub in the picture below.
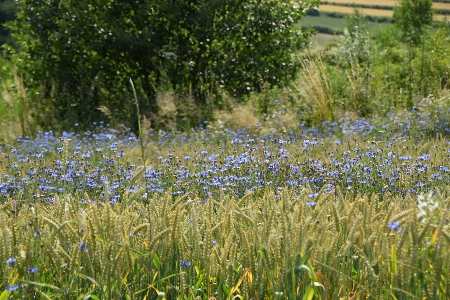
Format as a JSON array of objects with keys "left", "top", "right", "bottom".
[{"left": 6, "top": 0, "right": 318, "bottom": 130}]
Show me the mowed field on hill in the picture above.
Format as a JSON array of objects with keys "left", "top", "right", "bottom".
[
  {"left": 320, "top": 3, "right": 448, "bottom": 21},
  {"left": 304, "top": 0, "right": 449, "bottom": 48},
  {"left": 324, "top": 0, "right": 450, "bottom": 10}
]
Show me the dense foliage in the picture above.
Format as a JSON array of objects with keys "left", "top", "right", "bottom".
[
  {"left": 393, "top": 0, "right": 434, "bottom": 45},
  {"left": 294, "top": 8, "right": 450, "bottom": 126},
  {"left": 6, "top": 0, "right": 317, "bottom": 129},
  {"left": 0, "top": 0, "right": 16, "bottom": 47}
]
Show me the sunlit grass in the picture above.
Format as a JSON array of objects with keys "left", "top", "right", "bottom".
[{"left": 1, "top": 105, "right": 450, "bottom": 298}]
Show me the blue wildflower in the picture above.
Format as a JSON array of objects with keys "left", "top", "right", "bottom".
[
  {"left": 79, "top": 242, "right": 88, "bottom": 252},
  {"left": 388, "top": 221, "right": 402, "bottom": 233},
  {"left": 27, "top": 267, "right": 38, "bottom": 274},
  {"left": 5, "top": 285, "right": 19, "bottom": 291},
  {"left": 181, "top": 260, "right": 192, "bottom": 267},
  {"left": 6, "top": 257, "right": 16, "bottom": 267}
]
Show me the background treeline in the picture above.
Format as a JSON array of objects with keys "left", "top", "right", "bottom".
[
  {"left": 0, "top": 0, "right": 16, "bottom": 47},
  {"left": 0, "top": 0, "right": 449, "bottom": 139},
  {"left": 0, "top": 0, "right": 319, "bottom": 133}
]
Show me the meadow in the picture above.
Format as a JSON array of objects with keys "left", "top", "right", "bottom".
[
  {"left": 301, "top": 15, "right": 390, "bottom": 35},
  {"left": 318, "top": 5, "right": 448, "bottom": 21},
  {"left": 302, "top": 0, "right": 449, "bottom": 44},
  {"left": 1, "top": 1, "right": 450, "bottom": 299},
  {"left": 1, "top": 99, "right": 450, "bottom": 299}
]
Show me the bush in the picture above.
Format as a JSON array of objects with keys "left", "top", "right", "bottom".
[{"left": 6, "top": 0, "right": 318, "bottom": 130}]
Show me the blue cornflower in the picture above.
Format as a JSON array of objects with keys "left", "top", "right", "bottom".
[
  {"left": 308, "top": 192, "right": 318, "bottom": 198},
  {"left": 6, "top": 257, "right": 16, "bottom": 267},
  {"left": 212, "top": 240, "right": 217, "bottom": 245},
  {"left": 5, "top": 285, "right": 19, "bottom": 291},
  {"left": 399, "top": 156, "right": 412, "bottom": 161},
  {"left": 388, "top": 221, "right": 399, "bottom": 229},
  {"left": 306, "top": 201, "right": 317, "bottom": 207},
  {"left": 27, "top": 267, "right": 38, "bottom": 274},
  {"left": 181, "top": 260, "right": 192, "bottom": 267},
  {"left": 418, "top": 154, "right": 431, "bottom": 161},
  {"left": 388, "top": 221, "right": 402, "bottom": 233},
  {"left": 79, "top": 242, "right": 88, "bottom": 252}
]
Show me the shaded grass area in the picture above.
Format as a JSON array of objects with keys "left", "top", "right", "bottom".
[
  {"left": 302, "top": 15, "right": 392, "bottom": 36},
  {"left": 309, "top": 33, "right": 338, "bottom": 48},
  {"left": 302, "top": 15, "right": 348, "bottom": 33},
  {"left": 319, "top": 4, "right": 394, "bottom": 17}
]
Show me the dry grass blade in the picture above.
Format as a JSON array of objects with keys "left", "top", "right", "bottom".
[{"left": 294, "top": 55, "right": 334, "bottom": 123}]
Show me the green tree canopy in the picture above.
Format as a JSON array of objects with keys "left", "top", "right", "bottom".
[
  {"left": 393, "top": 0, "right": 434, "bottom": 45},
  {"left": 0, "top": 0, "right": 17, "bottom": 47},
  {"left": 7, "top": 0, "right": 317, "bottom": 129}
]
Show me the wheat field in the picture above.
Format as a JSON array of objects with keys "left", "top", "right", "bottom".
[
  {"left": 1, "top": 103, "right": 450, "bottom": 298},
  {"left": 324, "top": 0, "right": 450, "bottom": 10}
]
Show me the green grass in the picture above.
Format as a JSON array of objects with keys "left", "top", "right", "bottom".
[
  {"left": 302, "top": 15, "right": 394, "bottom": 50},
  {"left": 302, "top": 15, "right": 393, "bottom": 38},
  {"left": 309, "top": 33, "right": 338, "bottom": 49},
  {"left": 302, "top": 15, "right": 348, "bottom": 32}
]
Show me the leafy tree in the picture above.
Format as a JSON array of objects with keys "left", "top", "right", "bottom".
[
  {"left": 0, "top": 0, "right": 17, "bottom": 47},
  {"left": 393, "top": 0, "right": 434, "bottom": 45},
  {"left": 333, "top": 10, "right": 375, "bottom": 116},
  {"left": 6, "top": 0, "right": 318, "bottom": 129},
  {"left": 393, "top": 0, "right": 434, "bottom": 107}
]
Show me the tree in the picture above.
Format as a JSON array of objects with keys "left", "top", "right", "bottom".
[
  {"left": 334, "top": 10, "right": 375, "bottom": 116},
  {"left": 393, "top": 0, "right": 434, "bottom": 45},
  {"left": 0, "top": 0, "right": 17, "bottom": 47},
  {"left": 393, "top": 0, "right": 434, "bottom": 108},
  {"left": 7, "top": 0, "right": 318, "bottom": 130}
]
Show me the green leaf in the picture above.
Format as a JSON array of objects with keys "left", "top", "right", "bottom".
[
  {"left": 0, "top": 290, "right": 11, "bottom": 300},
  {"left": 221, "top": 283, "right": 230, "bottom": 296},
  {"left": 22, "top": 280, "right": 64, "bottom": 293},
  {"left": 302, "top": 287, "right": 315, "bottom": 300},
  {"left": 76, "top": 272, "right": 100, "bottom": 300},
  {"left": 134, "top": 273, "right": 182, "bottom": 296},
  {"left": 153, "top": 253, "right": 161, "bottom": 270},
  {"left": 195, "top": 273, "right": 205, "bottom": 289},
  {"left": 391, "top": 244, "right": 398, "bottom": 275},
  {"left": 48, "top": 220, "right": 73, "bottom": 241}
]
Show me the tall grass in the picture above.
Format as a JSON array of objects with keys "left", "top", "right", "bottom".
[
  {"left": 0, "top": 65, "right": 34, "bottom": 143},
  {"left": 294, "top": 55, "right": 335, "bottom": 123}
]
